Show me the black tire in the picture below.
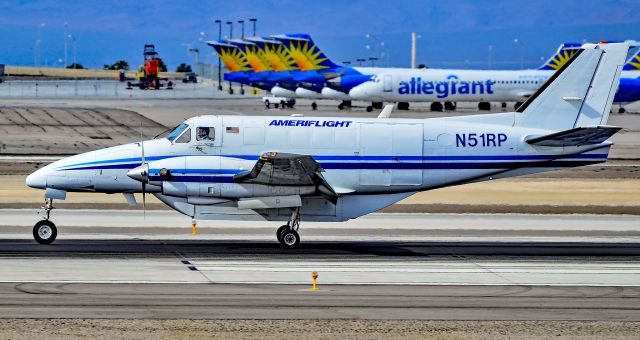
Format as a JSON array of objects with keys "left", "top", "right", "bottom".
[
  {"left": 276, "top": 225, "right": 289, "bottom": 244},
  {"left": 33, "top": 220, "right": 57, "bottom": 245},
  {"left": 430, "top": 102, "right": 443, "bottom": 112},
  {"left": 280, "top": 100, "right": 286, "bottom": 108},
  {"left": 311, "top": 102, "right": 318, "bottom": 110},
  {"left": 501, "top": 102, "right": 507, "bottom": 108},
  {"left": 398, "top": 102, "right": 410, "bottom": 110},
  {"left": 619, "top": 107, "right": 626, "bottom": 113},
  {"left": 478, "top": 102, "right": 491, "bottom": 111},
  {"left": 372, "top": 102, "right": 383, "bottom": 109},
  {"left": 265, "top": 100, "right": 270, "bottom": 109},
  {"left": 444, "top": 101, "right": 456, "bottom": 111},
  {"left": 338, "top": 103, "right": 344, "bottom": 110},
  {"left": 366, "top": 106, "right": 373, "bottom": 112},
  {"left": 280, "top": 229, "right": 300, "bottom": 247}
]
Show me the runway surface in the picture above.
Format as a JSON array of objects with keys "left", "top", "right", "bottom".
[{"left": 0, "top": 210, "right": 639, "bottom": 320}]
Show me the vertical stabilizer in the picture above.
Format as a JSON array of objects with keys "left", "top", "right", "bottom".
[{"left": 515, "top": 43, "right": 629, "bottom": 130}]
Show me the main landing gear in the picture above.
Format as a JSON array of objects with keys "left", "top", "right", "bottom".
[
  {"left": 33, "top": 198, "right": 57, "bottom": 244},
  {"left": 276, "top": 207, "right": 301, "bottom": 247}
]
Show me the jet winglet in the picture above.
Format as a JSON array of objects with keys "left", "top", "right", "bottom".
[{"left": 526, "top": 126, "right": 622, "bottom": 147}]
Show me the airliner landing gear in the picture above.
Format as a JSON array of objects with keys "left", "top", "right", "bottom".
[
  {"left": 338, "top": 100, "right": 352, "bottom": 110},
  {"left": 619, "top": 106, "right": 626, "bottom": 113},
  {"left": 311, "top": 102, "right": 318, "bottom": 110},
  {"left": 444, "top": 101, "right": 456, "bottom": 111},
  {"left": 397, "top": 102, "right": 410, "bottom": 110},
  {"left": 277, "top": 207, "right": 301, "bottom": 247},
  {"left": 430, "top": 102, "right": 443, "bottom": 112},
  {"left": 33, "top": 198, "right": 57, "bottom": 244},
  {"left": 478, "top": 102, "right": 491, "bottom": 111},
  {"left": 372, "top": 102, "right": 383, "bottom": 110},
  {"left": 366, "top": 105, "right": 373, "bottom": 112}
]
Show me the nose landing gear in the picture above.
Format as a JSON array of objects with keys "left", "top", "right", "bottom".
[
  {"left": 33, "top": 198, "right": 57, "bottom": 244},
  {"left": 276, "top": 207, "right": 301, "bottom": 247}
]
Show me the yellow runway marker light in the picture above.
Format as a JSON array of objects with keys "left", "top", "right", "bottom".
[
  {"left": 191, "top": 220, "right": 198, "bottom": 236},
  {"left": 309, "top": 271, "right": 319, "bottom": 291}
]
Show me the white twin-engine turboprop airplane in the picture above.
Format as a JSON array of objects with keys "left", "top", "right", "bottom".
[{"left": 26, "top": 42, "right": 628, "bottom": 247}]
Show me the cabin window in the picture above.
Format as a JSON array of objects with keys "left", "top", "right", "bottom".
[
  {"left": 196, "top": 127, "right": 215, "bottom": 141},
  {"left": 175, "top": 128, "right": 191, "bottom": 143}
]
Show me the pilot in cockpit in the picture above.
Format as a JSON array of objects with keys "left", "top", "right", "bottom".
[{"left": 196, "top": 127, "right": 210, "bottom": 141}]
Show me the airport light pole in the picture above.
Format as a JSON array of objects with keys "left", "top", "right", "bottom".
[
  {"left": 238, "top": 20, "right": 245, "bottom": 38},
  {"left": 68, "top": 34, "right": 77, "bottom": 67},
  {"left": 227, "top": 21, "right": 233, "bottom": 39},
  {"left": 64, "top": 22, "right": 68, "bottom": 68},
  {"left": 215, "top": 19, "right": 223, "bottom": 90},
  {"left": 343, "top": 61, "right": 351, "bottom": 66},
  {"left": 411, "top": 32, "right": 421, "bottom": 68},
  {"left": 35, "top": 23, "right": 45, "bottom": 67},
  {"left": 369, "top": 57, "right": 378, "bottom": 66},
  {"left": 514, "top": 38, "right": 524, "bottom": 69},
  {"left": 356, "top": 58, "right": 365, "bottom": 66},
  {"left": 250, "top": 18, "right": 257, "bottom": 36}
]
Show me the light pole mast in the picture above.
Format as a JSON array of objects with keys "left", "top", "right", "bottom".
[
  {"left": 250, "top": 18, "right": 257, "bottom": 36},
  {"left": 64, "top": 22, "right": 68, "bottom": 67},
  {"left": 215, "top": 19, "right": 222, "bottom": 91}
]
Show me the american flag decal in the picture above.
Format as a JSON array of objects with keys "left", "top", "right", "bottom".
[{"left": 226, "top": 126, "right": 239, "bottom": 133}]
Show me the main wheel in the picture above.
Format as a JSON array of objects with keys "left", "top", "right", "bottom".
[
  {"left": 430, "top": 102, "right": 443, "bottom": 112},
  {"left": 366, "top": 106, "right": 373, "bottom": 112},
  {"left": 619, "top": 107, "right": 626, "bottom": 113},
  {"left": 33, "top": 220, "right": 57, "bottom": 244},
  {"left": 311, "top": 102, "right": 318, "bottom": 110},
  {"left": 276, "top": 225, "right": 289, "bottom": 243},
  {"left": 280, "top": 229, "right": 300, "bottom": 247}
]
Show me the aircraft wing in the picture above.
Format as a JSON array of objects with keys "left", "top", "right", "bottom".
[{"left": 233, "top": 152, "right": 338, "bottom": 202}]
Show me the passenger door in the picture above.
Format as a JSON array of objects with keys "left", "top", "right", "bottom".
[{"left": 383, "top": 74, "right": 393, "bottom": 92}]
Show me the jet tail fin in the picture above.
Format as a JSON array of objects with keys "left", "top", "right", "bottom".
[
  {"left": 515, "top": 42, "right": 629, "bottom": 131},
  {"left": 525, "top": 126, "right": 621, "bottom": 146},
  {"left": 271, "top": 33, "right": 339, "bottom": 70},
  {"left": 538, "top": 43, "right": 582, "bottom": 70},
  {"left": 205, "top": 40, "right": 253, "bottom": 73},
  {"left": 623, "top": 48, "right": 640, "bottom": 71}
]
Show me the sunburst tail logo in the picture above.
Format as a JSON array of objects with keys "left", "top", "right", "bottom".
[
  {"left": 228, "top": 41, "right": 272, "bottom": 72},
  {"left": 623, "top": 53, "right": 640, "bottom": 71},
  {"left": 249, "top": 39, "right": 298, "bottom": 72},
  {"left": 538, "top": 43, "right": 582, "bottom": 70},
  {"left": 272, "top": 34, "right": 339, "bottom": 71},
  {"left": 207, "top": 42, "right": 252, "bottom": 72}
]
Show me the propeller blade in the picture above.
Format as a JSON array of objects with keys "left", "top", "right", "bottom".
[{"left": 142, "top": 182, "right": 146, "bottom": 220}]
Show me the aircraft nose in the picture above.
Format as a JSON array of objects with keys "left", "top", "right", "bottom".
[{"left": 26, "top": 168, "right": 47, "bottom": 189}]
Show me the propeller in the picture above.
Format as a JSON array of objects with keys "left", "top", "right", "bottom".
[{"left": 139, "top": 122, "right": 147, "bottom": 219}]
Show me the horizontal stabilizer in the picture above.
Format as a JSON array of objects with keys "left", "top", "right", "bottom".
[{"left": 526, "top": 126, "right": 621, "bottom": 147}]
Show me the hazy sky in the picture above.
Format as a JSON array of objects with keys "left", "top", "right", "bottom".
[{"left": 0, "top": 0, "right": 638, "bottom": 70}]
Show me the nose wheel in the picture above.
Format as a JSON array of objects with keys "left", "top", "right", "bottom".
[
  {"left": 33, "top": 220, "right": 57, "bottom": 244},
  {"left": 276, "top": 207, "right": 301, "bottom": 247},
  {"left": 33, "top": 198, "right": 57, "bottom": 244}
]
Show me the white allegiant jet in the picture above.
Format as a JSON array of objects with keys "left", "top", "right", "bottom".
[{"left": 27, "top": 42, "right": 629, "bottom": 247}]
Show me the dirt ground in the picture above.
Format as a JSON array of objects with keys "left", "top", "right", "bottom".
[{"left": 0, "top": 319, "right": 639, "bottom": 340}]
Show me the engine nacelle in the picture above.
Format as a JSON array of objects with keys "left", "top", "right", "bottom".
[{"left": 161, "top": 181, "right": 315, "bottom": 199}]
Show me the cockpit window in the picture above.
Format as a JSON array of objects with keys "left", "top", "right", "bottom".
[
  {"left": 196, "top": 127, "right": 215, "bottom": 141},
  {"left": 175, "top": 128, "right": 191, "bottom": 143},
  {"left": 166, "top": 123, "right": 189, "bottom": 142}
]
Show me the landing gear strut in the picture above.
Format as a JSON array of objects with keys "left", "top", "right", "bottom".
[
  {"left": 33, "top": 198, "right": 57, "bottom": 244},
  {"left": 276, "top": 207, "right": 301, "bottom": 247}
]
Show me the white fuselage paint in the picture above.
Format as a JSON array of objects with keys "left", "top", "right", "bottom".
[{"left": 27, "top": 114, "right": 611, "bottom": 222}]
